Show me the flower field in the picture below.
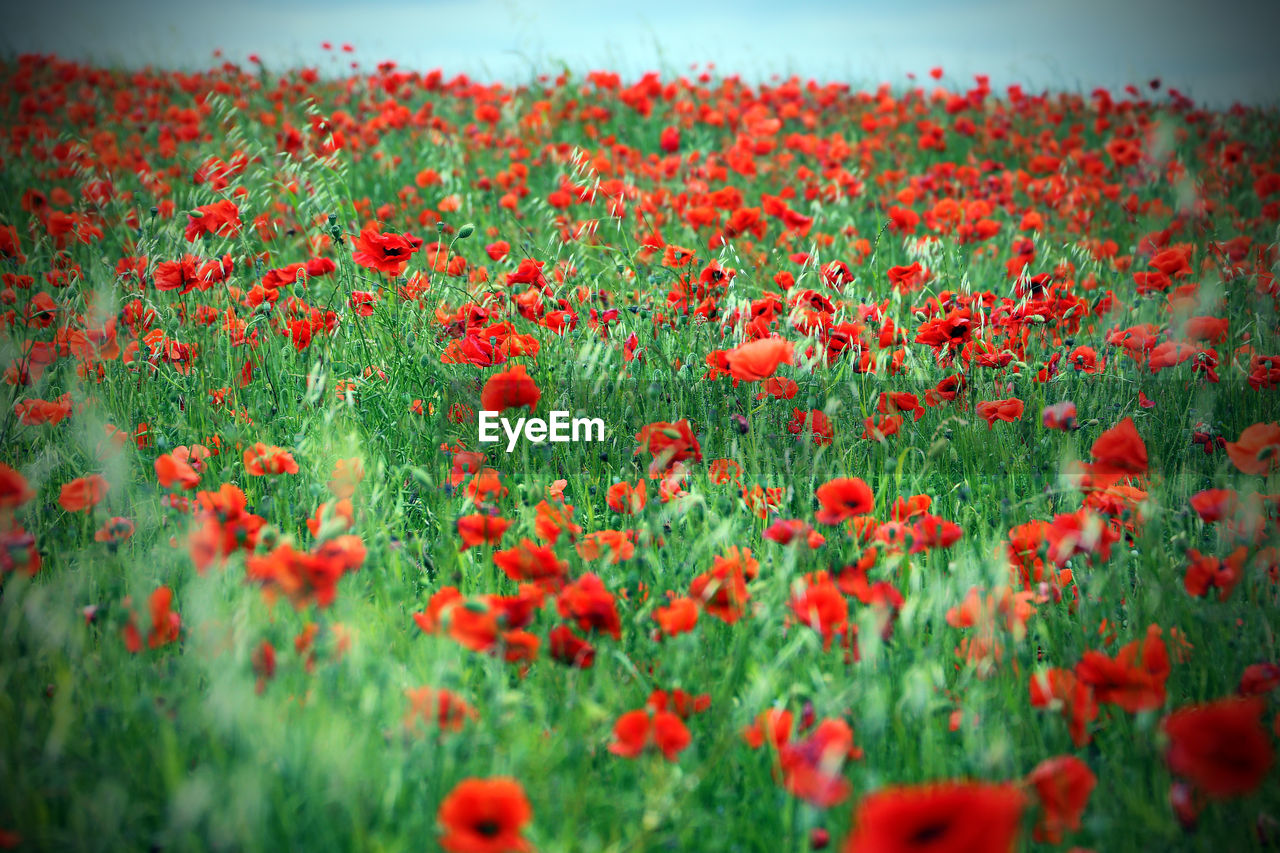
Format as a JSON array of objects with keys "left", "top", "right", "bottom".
[{"left": 1, "top": 53, "right": 1280, "bottom": 851}]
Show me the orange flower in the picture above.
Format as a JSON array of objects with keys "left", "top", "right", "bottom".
[
  {"left": 546, "top": 479, "right": 567, "bottom": 502},
  {"left": 307, "top": 499, "right": 355, "bottom": 538},
  {"left": 464, "top": 468, "right": 508, "bottom": 504},
  {"left": 743, "top": 708, "right": 793, "bottom": 750}
]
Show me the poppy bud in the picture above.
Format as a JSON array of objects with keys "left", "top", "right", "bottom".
[
  {"left": 457, "top": 223, "right": 475, "bottom": 239},
  {"left": 809, "top": 828, "right": 830, "bottom": 850}
]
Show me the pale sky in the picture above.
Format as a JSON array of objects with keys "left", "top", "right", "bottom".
[{"left": 3, "top": 0, "right": 1279, "bottom": 106}]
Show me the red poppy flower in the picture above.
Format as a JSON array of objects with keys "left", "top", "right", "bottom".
[
  {"left": 1041, "top": 401, "right": 1078, "bottom": 431},
  {"left": 436, "top": 777, "right": 533, "bottom": 853},
  {"left": 1088, "top": 417, "right": 1148, "bottom": 480},
  {"left": 605, "top": 480, "right": 646, "bottom": 514},
  {"left": 1184, "top": 546, "right": 1246, "bottom": 600},
  {"left": 1163, "top": 696, "right": 1273, "bottom": 798},
  {"left": 840, "top": 780, "right": 1026, "bottom": 853},
  {"left": 652, "top": 596, "right": 699, "bottom": 637},
  {"left": 124, "top": 585, "right": 181, "bottom": 653},
  {"left": 243, "top": 443, "right": 299, "bottom": 476},
  {"left": 532, "top": 500, "right": 580, "bottom": 543},
  {"left": 789, "top": 574, "right": 849, "bottom": 650},
  {"left": 548, "top": 625, "right": 595, "bottom": 668},
  {"left": 352, "top": 224, "right": 422, "bottom": 276},
  {"left": 94, "top": 516, "right": 136, "bottom": 544},
  {"left": 975, "top": 398, "right": 1024, "bottom": 429},
  {"left": 689, "top": 561, "right": 750, "bottom": 624},
  {"left": 1225, "top": 422, "right": 1280, "bottom": 475},
  {"left": 556, "top": 573, "right": 621, "bottom": 640},
  {"left": 1189, "top": 489, "right": 1238, "bottom": 522},
  {"left": 764, "top": 518, "right": 826, "bottom": 548},
  {"left": 1239, "top": 662, "right": 1280, "bottom": 696},
  {"left": 609, "top": 708, "right": 691, "bottom": 761},
  {"left": 1074, "top": 623, "right": 1169, "bottom": 713},
  {"left": 155, "top": 452, "right": 200, "bottom": 490},
  {"left": 457, "top": 514, "right": 511, "bottom": 549},
  {"left": 1029, "top": 668, "right": 1098, "bottom": 747},
  {"left": 328, "top": 458, "right": 365, "bottom": 499},
  {"left": 575, "top": 529, "right": 636, "bottom": 564},
  {"left": 743, "top": 708, "right": 794, "bottom": 750},
  {"left": 635, "top": 419, "right": 702, "bottom": 476},
  {"left": 15, "top": 392, "right": 73, "bottom": 426},
  {"left": 480, "top": 364, "right": 540, "bottom": 413},
  {"left": 1026, "top": 755, "right": 1096, "bottom": 843},
  {"left": 404, "top": 687, "right": 478, "bottom": 733},
  {"left": 184, "top": 199, "right": 242, "bottom": 241},
  {"left": 493, "top": 538, "right": 568, "bottom": 590},
  {"left": 465, "top": 468, "right": 508, "bottom": 504},
  {"left": 779, "top": 718, "right": 859, "bottom": 807},
  {"left": 788, "top": 409, "right": 834, "bottom": 445},
  {"left": 815, "top": 477, "right": 874, "bottom": 525},
  {"left": 0, "top": 463, "right": 33, "bottom": 512},
  {"left": 725, "top": 337, "right": 794, "bottom": 382},
  {"left": 59, "top": 474, "right": 108, "bottom": 513}
]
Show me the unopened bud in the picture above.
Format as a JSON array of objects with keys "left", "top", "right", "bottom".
[{"left": 457, "top": 223, "right": 475, "bottom": 239}]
